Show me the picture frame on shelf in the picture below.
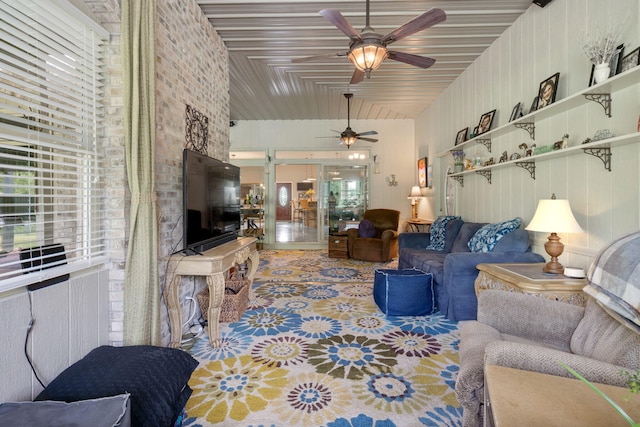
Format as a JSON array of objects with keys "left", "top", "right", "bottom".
[
  {"left": 619, "top": 46, "right": 640, "bottom": 73},
  {"left": 476, "top": 109, "right": 496, "bottom": 135},
  {"left": 528, "top": 96, "right": 539, "bottom": 114},
  {"left": 536, "top": 72, "right": 559, "bottom": 109},
  {"left": 455, "top": 127, "right": 468, "bottom": 145},
  {"left": 418, "top": 157, "right": 427, "bottom": 188},
  {"left": 589, "top": 44, "right": 624, "bottom": 86},
  {"left": 427, "top": 164, "right": 433, "bottom": 189},
  {"left": 509, "top": 102, "right": 522, "bottom": 121}
]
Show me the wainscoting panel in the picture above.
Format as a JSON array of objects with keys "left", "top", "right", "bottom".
[{"left": 0, "top": 267, "right": 108, "bottom": 402}]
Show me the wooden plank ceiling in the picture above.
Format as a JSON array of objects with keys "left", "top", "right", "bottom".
[{"left": 196, "top": 0, "right": 534, "bottom": 120}]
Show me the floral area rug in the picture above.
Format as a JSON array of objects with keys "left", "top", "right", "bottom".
[{"left": 182, "top": 250, "right": 462, "bottom": 427}]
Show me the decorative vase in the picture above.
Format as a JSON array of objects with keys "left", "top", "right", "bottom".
[{"left": 593, "top": 62, "right": 610, "bottom": 84}]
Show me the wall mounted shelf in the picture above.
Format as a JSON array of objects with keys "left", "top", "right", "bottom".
[
  {"left": 445, "top": 132, "right": 640, "bottom": 185},
  {"left": 436, "top": 66, "right": 640, "bottom": 159}
]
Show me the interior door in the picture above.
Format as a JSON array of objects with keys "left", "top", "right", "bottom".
[{"left": 275, "top": 182, "right": 292, "bottom": 220}]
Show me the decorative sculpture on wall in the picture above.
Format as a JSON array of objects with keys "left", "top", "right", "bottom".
[{"left": 185, "top": 104, "right": 209, "bottom": 154}]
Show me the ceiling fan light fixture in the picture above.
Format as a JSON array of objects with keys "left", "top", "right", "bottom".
[
  {"left": 341, "top": 135, "right": 358, "bottom": 147},
  {"left": 347, "top": 42, "right": 388, "bottom": 78}
]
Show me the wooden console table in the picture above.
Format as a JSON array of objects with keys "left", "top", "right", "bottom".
[
  {"left": 485, "top": 365, "right": 640, "bottom": 426},
  {"left": 475, "top": 263, "right": 588, "bottom": 306},
  {"left": 165, "top": 237, "right": 259, "bottom": 348}
]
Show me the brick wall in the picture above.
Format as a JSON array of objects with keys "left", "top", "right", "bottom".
[{"left": 82, "top": 0, "right": 230, "bottom": 345}]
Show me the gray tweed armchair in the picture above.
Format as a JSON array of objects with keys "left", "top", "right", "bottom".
[{"left": 456, "top": 230, "right": 640, "bottom": 427}]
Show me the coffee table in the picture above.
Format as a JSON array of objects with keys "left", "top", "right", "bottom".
[{"left": 485, "top": 365, "right": 640, "bottom": 426}]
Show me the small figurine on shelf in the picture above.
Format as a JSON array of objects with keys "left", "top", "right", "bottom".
[
  {"left": 499, "top": 151, "right": 508, "bottom": 163},
  {"left": 562, "top": 134, "right": 569, "bottom": 148},
  {"left": 518, "top": 143, "right": 528, "bottom": 157}
]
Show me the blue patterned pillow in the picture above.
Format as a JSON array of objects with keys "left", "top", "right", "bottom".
[
  {"left": 468, "top": 217, "right": 522, "bottom": 252},
  {"left": 426, "top": 215, "right": 461, "bottom": 250}
]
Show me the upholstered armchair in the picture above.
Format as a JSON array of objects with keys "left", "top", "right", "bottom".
[
  {"left": 456, "top": 230, "right": 640, "bottom": 427},
  {"left": 347, "top": 209, "right": 400, "bottom": 262}
]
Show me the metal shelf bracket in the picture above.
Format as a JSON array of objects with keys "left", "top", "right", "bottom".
[
  {"left": 452, "top": 175, "right": 464, "bottom": 187},
  {"left": 475, "top": 138, "right": 492, "bottom": 153},
  {"left": 515, "top": 161, "right": 536, "bottom": 179},
  {"left": 475, "top": 169, "right": 492, "bottom": 184},
  {"left": 584, "top": 93, "right": 611, "bottom": 117},
  {"left": 514, "top": 122, "right": 535, "bottom": 140},
  {"left": 582, "top": 147, "right": 612, "bottom": 171}
]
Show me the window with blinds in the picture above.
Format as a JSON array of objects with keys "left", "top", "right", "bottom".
[{"left": 0, "top": 0, "right": 109, "bottom": 292}]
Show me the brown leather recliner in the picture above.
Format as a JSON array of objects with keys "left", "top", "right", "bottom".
[{"left": 347, "top": 209, "right": 400, "bottom": 262}]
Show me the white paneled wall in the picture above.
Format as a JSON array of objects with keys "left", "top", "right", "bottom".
[
  {"left": 0, "top": 268, "right": 109, "bottom": 402},
  {"left": 420, "top": 0, "right": 640, "bottom": 270}
]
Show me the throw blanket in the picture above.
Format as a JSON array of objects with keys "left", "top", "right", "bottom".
[{"left": 584, "top": 230, "right": 640, "bottom": 332}]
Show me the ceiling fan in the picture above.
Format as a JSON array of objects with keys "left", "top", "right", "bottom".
[
  {"left": 322, "top": 93, "right": 378, "bottom": 149},
  {"left": 293, "top": 0, "right": 446, "bottom": 84}
]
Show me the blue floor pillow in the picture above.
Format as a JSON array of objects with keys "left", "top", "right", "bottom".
[{"left": 374, "top": 269, "right": 435, "bottom": 316}]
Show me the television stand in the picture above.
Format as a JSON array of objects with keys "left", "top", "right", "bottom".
[{"left": 165, "top": 237, "right": 259, "bottom": 348}]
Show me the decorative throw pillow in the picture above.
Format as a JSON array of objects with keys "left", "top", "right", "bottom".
[
  {"left": 35, "top": 345, "right": 198, "bottom": 427},
  {"left": 359, "top": 219, "right": 376, "bottom": 238},
  {"left": 0, "top": 394, "right": 131, "bottom": 427},
  {"left": 468, "top": 217, "right": 522, "bottom": 252},
  {"left": 426, "top": 215, "right": 461, "bottom": 250}
]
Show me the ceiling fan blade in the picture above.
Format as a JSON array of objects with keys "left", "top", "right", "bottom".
[
  {"left": 357, "top": 130, "right": 378, "bottom": 136},
  {"left": 388, "top": 51, "right": 436, "bottom": 68},
  {"left": 319, "top": 9, "right": 362, "bottom": 41},
  {"left": 350, "top": 69, "right": 365, "bottom": 84},
  {"left": 357, "top": 137, "right": 378, "bottom": 143},
  {"left": 292, "top": 52, "right": 348, "bottom": 63},
  {"left": 381, "top": 8, "right": 446, "bottom": 44}
]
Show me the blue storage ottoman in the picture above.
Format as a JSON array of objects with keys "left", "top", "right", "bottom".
[{"left": 373, "top": 268, "right": 435, "bottom": 316}]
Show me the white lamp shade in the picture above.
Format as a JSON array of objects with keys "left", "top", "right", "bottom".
[
  {"left": 526, "top": 198, "right": 584, "bottom": 233},
  {"left": 408, "top": 186, "right": 422, "bottom": 199}
]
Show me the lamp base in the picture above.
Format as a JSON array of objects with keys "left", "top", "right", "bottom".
[
  {"left": 542, "top": 260, "right": 564, "bottom": 274},
  {"left": 543, "top": 232, "right": 565, "bottom": 274}
]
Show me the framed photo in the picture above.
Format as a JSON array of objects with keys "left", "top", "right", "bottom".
[
  {"left": 620, "top": 46, "right": 640, "bottom": 73},
  {"left": 455, "top": 127, "right": 468, "bottom": 145},
  {"left": 509, "top": 102, "right": 522, "bottom": 122},
  {"left": 418, "top": 157, "right": 427, "bottom": 188},
  {"left": 536, "top": 72, "right": 559, "bottom": 110},
  {"left": 427, "top": 164, "right": 433, "bottom": 189},
  {"left": 476, "top": 109, "right": 496, "bottom": 135},
  {"left": 528, "top": 96, "right": 539, "bottom": 114},
  {"left": 589, "top": 44, "right": 624, "bottom": 86}
]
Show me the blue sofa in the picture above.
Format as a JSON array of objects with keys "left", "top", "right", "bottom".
[{"left": 398, "top": 219, "right": 545, "bottom": 321}]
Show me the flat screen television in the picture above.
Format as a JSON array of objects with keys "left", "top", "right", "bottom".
[{"left": 183, "top": 149, "right": 241, "bottom": 253}]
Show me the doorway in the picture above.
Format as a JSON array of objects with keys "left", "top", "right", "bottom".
[{"left": 231, "top": 150, "right": 371, "bottom": 248}]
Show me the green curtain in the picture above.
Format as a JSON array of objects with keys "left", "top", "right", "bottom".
[{"left": 121, "top": 0, "right": 161, "bottom": 345}]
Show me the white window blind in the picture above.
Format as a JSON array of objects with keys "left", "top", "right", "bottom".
[{"left": 0, "top": 0, "right": 109, "bottom": 292}]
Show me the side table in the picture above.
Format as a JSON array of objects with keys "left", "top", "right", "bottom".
[
  {"left": 475, "top": 263, "right": 587, "bottom": 306},
  {"left": 485, "top": 364, "right": 640, "bottom": 427},
  {"left": 328, "top": 232, "right": 348, "bottom": 259},
  {"left": 406, "top": 218, "right": 433, "bottom": 232}
]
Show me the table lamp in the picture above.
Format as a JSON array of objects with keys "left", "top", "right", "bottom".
[
  {"left": 407, "top": 186, "right": 423, "bottom": 219},
  {"left": 525, "top": 193, "right": 584, "bottom": 274}
]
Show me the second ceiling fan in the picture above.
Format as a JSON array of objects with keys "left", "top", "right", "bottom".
[
  {"left": 324, "top": 93, "right": 377, "bottom": 149},
  {"left": 294, "top": 0, "right": 446, "bottom": 84}
]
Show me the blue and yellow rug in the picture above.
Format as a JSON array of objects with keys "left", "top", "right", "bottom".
[{"left": 183, "top": 250, "right": 461, "bottom": 426}]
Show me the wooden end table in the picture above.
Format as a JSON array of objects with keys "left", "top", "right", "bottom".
[
  {"left": 406, "top": 218, "right": 433, "bottom": 232},
  {"left": 485, "top": 365, "right": 640, "bottom": 427},
  {"left": 475, "top": 263, "right": 587, "bottom": 306}
]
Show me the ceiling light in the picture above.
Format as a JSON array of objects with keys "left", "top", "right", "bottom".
[{"left": 347, "top": 41, "right": 388, "bottom": 79}]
